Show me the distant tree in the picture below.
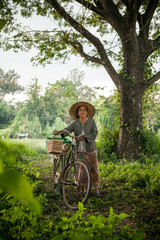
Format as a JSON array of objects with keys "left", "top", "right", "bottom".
[
  {"left": 0, "top": 101, "right": 15, "bottom": 128},
  {"left": 25, "top": 78, "right": 42, "bottom": 118},
  {"left": 44, "top": 69, "right": 95, "bottom": 124},
  {"left": 0, "top": 68, "right": 23, "bottom": 100},
  {"left": 66, "top": 69, "right": 95, "bottom": 102}
]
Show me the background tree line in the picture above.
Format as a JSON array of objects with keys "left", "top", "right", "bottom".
[{"left": 1, "top": 67, "right": 160, "bottom": 141}]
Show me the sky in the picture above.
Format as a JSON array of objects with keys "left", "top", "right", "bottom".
[
  {"left": 0, "top": 8, "right": 118, "bottom": 103},
  {"left": 1, "top": 48, "right": 116, "bottom": 102}
]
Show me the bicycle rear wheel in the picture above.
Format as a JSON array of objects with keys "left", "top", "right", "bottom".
[{"left": 62, "top": 160, "right": 91, "bottom": 209}]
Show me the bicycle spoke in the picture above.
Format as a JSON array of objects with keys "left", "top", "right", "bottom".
[{"left": 62, "top": 161, "right": 91, "bottom": 209}]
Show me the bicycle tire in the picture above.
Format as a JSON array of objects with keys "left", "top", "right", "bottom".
[{"left": 62, "top": 160, "right": 91, "bottom": 209}]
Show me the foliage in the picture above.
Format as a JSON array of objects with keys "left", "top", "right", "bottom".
[
  {"left": 0, "top": 1, "right": 159, "bottom": 68},
  {"left": 0, "top": 69, "right": 96, "bottom": 138},
  {"left": 99, "top": 152, "right": 160, "bottom": 195},
  {"left": 0, "top": 68, "right": 23, "bottom": 100},
  {"left": 143, "top": 82, "right": 160, "bottom": 132},
  {"left": 95, "top": 92, "right": 120, "bottom": 162},
  {"left": 96, "top": 126, "right": 119, "bottom": 163},
  {"left": 43, "top": 69, "right": 95, "bottom": 125},
  {"left": 0, "top": 140, "right": 41, "bottom": 215},
  {"left": 53, "top": 202, "right": 144, "bottom": 240},
  {"left": 142, "top": 130, "right": 160, "bottom": 156},
  {"left": 0, "top": 100, "right": 15, "bottom": 128},
  {"left": 0, "top": 139, "right": 50, "bottom": 239},
  {"left": 2, "top": 138, "right": 160, "bottom": 239}
]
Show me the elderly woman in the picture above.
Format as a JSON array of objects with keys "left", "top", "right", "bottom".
[{"left": 53, "top": 101, "right": 101, "bottom": 196}]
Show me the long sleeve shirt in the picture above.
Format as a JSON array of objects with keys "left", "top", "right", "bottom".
[{"left": 61, "top": 117, "right": 98, "bottom": 153}]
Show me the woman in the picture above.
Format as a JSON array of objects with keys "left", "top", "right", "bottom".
[{"left": 53, "top": 101, "right": 101, "bottom": 196}]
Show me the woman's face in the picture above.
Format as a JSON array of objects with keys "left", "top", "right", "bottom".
[{"left": 77, "top": 106, "right": 88, "bottom": 119}]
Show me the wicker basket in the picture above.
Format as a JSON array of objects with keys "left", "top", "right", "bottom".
[{"left": 47, "top": 137, "right": 62, "bottom": 154}]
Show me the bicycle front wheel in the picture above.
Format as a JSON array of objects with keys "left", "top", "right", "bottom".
[{"left": 62, "top": 161, "right": 91, "bottom": 209}]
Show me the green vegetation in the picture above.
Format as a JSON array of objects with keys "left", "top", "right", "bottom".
[
  {"left": 1, "top": 67, "right": 160, "bottom": 239},
  {"left": 1, "top": 137, "right": 160, "bottom": 239},
  {"left": 0, "top": 69, "right": 96, "bottom": 139},
  {"left": 0, "top": 0, "right": 160, "bottom": 236}
]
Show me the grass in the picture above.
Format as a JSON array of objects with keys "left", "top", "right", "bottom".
[
  {"left": 8, "top": 138, "right": 47, "bottom": 150},
  {"left": 1, "top": 138, "right": 160, "bottom": 239},
  {"left": 29, "top": 156, "right": 160, "bottom": 240}
]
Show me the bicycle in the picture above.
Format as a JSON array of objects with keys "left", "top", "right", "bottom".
[{"left": 50, "top": 132, "right": 91, "bottom": 210}]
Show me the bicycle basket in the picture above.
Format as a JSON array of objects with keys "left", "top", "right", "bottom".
[{"left": 47, "top": 138, "right": 62, "bottom": 154}]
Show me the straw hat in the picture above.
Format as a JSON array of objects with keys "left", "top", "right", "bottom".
[{"left": 69, "top": 102, "right": 95, "bottom": 120}]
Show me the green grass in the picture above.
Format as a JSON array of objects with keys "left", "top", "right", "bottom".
[
  {"left": 8, "top": 138, "right": 47, "bottom": 151},
  {"left": 30, "top": 157, "right": 160, "bottom": 239},
  {"left": 1, "top": 139, "right": 160, "bottom": 239}
]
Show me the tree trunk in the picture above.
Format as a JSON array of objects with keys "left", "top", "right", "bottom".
[{"left": 116, "top": 80, "right": 144, "bottom": 160}]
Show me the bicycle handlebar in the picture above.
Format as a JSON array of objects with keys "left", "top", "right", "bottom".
[{"left": 53, "top": 130, "right": 85, "bottom": 141}]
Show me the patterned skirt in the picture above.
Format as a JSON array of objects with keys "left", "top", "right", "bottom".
[{"left": 77, "top": 152, "right": 100, "bottom": 187}]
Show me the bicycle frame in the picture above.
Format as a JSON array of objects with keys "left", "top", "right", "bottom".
[
  {"left": 55, "top": 134, "right": 78, "bottom": 185},
  {"left": 52, "top": 132, "right": 91, "bottom": 209}
]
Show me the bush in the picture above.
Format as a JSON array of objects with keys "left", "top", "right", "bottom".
[
  {"left": 96, "top": 126, "right": 119, "bottom": 163},
  {"left": 142, "top": 130, "right": 160, "bottom": 156},
  {"left": 53, "top": 203, "right": 144, "bottom": 240}
]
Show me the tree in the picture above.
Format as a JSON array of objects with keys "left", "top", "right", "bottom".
[
  {"left": 25, "top": 78, "right": 42, "bottom": 119},
  {"left": 0, "top": 0, "right": 160, "bottom": 159},
  {"left": 44, "top": 69, "right": 95, "bottom": 124},
  {"left": 0, "top": 101, "right": 15, "bottom": 128},
  {"left": 0, "top": 68, "right": 24, "bottom": 100}
]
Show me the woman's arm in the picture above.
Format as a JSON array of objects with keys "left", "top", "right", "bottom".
[
  {"left": 58, "top": 121, "right": 75, "bottom": 138},
  {"left": 85, "top": 119, "right": 98, "bottom": 142}
]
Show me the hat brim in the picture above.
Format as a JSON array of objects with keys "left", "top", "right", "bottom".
[{"left": 69, "top": 102, "right": 95, "bottom": 120}]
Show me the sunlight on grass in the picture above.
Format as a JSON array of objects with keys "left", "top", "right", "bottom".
[{"left": 8, "top": 138, "right": 47, "bottom": 150}]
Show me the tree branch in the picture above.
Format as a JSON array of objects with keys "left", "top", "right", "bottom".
[
  {"left": 138, "top": 0, "right": 159, "bottom": 37},
  {"left": 68, "top": 40, "right": 103, "bottom": 64},
  {"left": 121, "top": 0, "right": 129, "bottom": 7},
  {"left": 143, "top": 71, "right": 160, "bottom": 92},
  {"left": 46, "top": 0, "right": 104, "bottom": 54},
  {"left": 75, "top": 0, "right": 106, "bottom": 19},
  {"left": 121, "top": 0, "right": 145, "bottom": 7},
  {"left": 75, "top": 0, "right": 124, "bottom": 37},
  {"left": 99, "top": 0, "right": 124, "bottom": 35},
  {"left": 45, "top": 0, "right": 120, "bottom": 88},
  {"left": 148, "top": 36, "right": 160, "bottom": 55}
]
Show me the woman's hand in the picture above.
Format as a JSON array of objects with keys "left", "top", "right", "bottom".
[
  {"left": 53, "top": 131, "right": 63, "bottom": 135},
  {"left": 77, "top": 135, "right": 85, "bottom": 141}
]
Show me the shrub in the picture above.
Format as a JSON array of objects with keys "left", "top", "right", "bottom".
[
  {"left": 96, "top": 127, "right": 119, "bottom": 163},
  {"left": 53, "top": 203, "right": 144, "bottom": 240},
  {"left": 142, "top": 130, "right": 160, "bottom": 156}
]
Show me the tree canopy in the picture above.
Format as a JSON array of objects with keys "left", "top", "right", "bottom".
[
  {"left": 0, "top": 68, "right": 23, "bottom": 100},
  {"left": 0, "top": 0, "right": 160, "bottom": 159}
]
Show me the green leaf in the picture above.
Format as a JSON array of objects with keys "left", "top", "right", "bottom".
[
  {"left": 49, "top": 220, "right": 53, "bottom": 228},
  {"left": 118, "top": 213, "right": 129, "bottom": 221},
  {"left": 78, "top": 202, "right": 84, "bottom": 211},
  {"left": 109, "top": 207, "right": 114, "bottom": 215},
  {"left": 36, "top": 171, "right": 40, "bottom": 178},
  {"left": 0, "top": 159, "right": 4, "bottom": 174},
  {"left": 28, "top": 198, "right": 41, "bottom": 215},
  {"left": 0, "top": 171, "right": 41, "bottom": 214},
  {"left": 68, "top": 214, "right": 78, "bottom": 222},
  {"left": 88, "top": 215, "right": 97, "bottom": 224},
  {"left": 62, "top": 217, "right": 68, "bottom": 222}
]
